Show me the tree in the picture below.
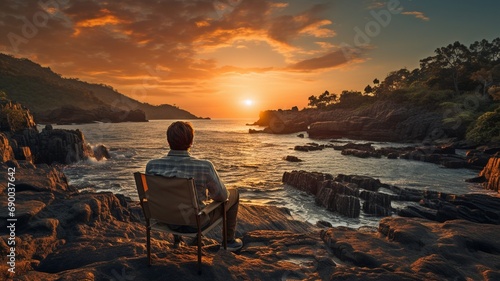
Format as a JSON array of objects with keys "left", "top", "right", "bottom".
[
  {"left": 471, "top": 68, "right": 494, "bottom": 96},
  {"left": 364, "top": 85, "right": 373, "bottom": 94},
  {"left": 308, "top": 90, "right": 337, "bottom": 109},
  {"left": 420, "top": 41, "right": 471, "bottom": 95}
]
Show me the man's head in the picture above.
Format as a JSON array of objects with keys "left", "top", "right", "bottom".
[{"left": 166, "top": 121, "right": 194, "bottom": 150}]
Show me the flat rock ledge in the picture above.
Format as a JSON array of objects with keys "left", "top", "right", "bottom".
[{"left": 2, "top": 164, "right": 500, "bottom": 280}]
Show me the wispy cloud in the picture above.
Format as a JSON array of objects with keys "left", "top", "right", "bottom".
[{"left": 402, "top": 11, "right": 430, "bottom": 21}]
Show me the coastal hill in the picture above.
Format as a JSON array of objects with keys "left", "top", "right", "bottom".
[
  {"left": 252, "top": 38, "right": 500, "bottom": 147},
  {"left": 0, "top": 53, "right": 202, "bottom": 123}
]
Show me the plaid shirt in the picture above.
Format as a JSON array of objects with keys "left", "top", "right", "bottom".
[{"left": 145, "top": 150, "right": 228, "bottom": 206}]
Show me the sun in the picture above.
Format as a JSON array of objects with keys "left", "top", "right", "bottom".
[{"left": 243, "top": 99, "right": 254, "bottom": 106}]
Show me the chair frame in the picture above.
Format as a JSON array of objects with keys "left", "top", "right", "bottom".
[{"left": 134, "top": 172, "right": 228, "bottom": 274}]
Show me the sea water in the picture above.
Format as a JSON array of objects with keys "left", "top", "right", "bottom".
[{"left": 52, "top": 119, "right": 491, "bottom": 229}]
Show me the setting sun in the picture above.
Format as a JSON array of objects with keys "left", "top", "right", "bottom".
[{"left": 244, "top": 99, "right": 254, "bottom": 106}]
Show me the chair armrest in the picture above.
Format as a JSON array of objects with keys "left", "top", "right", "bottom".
[{"left": 199, "top": 200, "right": 227, "bottom": 216}]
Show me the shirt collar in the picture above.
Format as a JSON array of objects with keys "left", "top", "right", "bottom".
[{"left": 167, "top": 150, "right": 191, "bottom": 157}]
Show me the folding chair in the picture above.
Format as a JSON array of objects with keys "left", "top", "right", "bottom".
[{"left": 133, "top": 172, "right": 227, "bottom": 274}]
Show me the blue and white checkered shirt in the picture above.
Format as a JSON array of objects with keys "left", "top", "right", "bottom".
[{"left": 145, "top": 150, "right": 228, "bottom": 206}]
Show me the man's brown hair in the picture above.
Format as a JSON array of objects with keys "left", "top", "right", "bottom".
[{"left": 166, "top": 121, "right": 194, "bottom": 150}]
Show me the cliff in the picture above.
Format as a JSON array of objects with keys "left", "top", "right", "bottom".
[
  {"left": 253, "top": 100, "right": 449, "bottom": 142},
  {"left": 0, "top": 53, "right": 202, "bottom": 122}
]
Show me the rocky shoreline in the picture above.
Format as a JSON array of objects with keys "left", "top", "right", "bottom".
[{"left": 2, "top": 163, "right": 500, "bottom": 280}]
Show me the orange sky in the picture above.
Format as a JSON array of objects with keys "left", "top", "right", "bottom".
[{"left": 1, "top": 1, "right": 499, "bottom": 118}]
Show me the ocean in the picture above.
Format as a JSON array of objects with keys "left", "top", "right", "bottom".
[{"left": 50, "top": 119, "right": 490, "bottom": 229}]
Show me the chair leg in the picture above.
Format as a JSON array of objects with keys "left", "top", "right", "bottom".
[
  {"left": 147, "top": 227, "right": 151, "bottom": 266},
  {"left": 223, "top": 203, "right": 227, "bottom": 250},
  {"left": 197, "top": 231, "right": 202, "bottom": 274}
]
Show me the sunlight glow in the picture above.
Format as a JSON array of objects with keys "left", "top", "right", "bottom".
[{"left": 244, "top": 99, "right": 254, "bottom": 106}]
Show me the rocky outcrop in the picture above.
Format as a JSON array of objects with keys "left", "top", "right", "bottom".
[
  {"left": 282, "top": 170, "right": 391, "bottom": 218},
  {"left": 252, "top": 101, "right": 459, "bottom": 143},
  {"left": 479, "top": 152, "right": 500, "bottom": 192},
  {"left": 321, "top": 217, "right": 500, "bottom": 281},
  {"left": 307, "top": 101, "right": 448, "bottom": 142},
  {"left": 251, "top": 110, "right": 310, "bottom": 134},
  {"left": 3, "top": 165, "right": 500, "bottom": 280},
  {"left": 0, "top": 132, "right": 15, "bottom": 162},
  {"left": 0, "top": 100, "right": 36, "bottom": 132},
  {"left": 1, "top": 100, "right": 96, "bottom": 164}
]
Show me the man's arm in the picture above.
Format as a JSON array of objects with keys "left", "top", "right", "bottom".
[{"left": 205, "top": 161, "right": 228, "bottom": 202}]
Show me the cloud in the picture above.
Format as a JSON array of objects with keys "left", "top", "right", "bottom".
[
  {"left": 0, "top": 0, "right": 359, "bottom": 102},
  {"left": 287, "top": 45, "right": 368, "bottom": 71},
  {"left": 402, "top": 11, "right": 430, "bottom": 21}
]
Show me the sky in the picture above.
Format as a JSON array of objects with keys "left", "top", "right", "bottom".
[{"left": 0, "top": 0, "right": 499, "bottom": 118}]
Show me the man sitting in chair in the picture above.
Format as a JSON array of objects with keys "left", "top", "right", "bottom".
[{"left": 145, "top": 121, "right": 243, "bottom": 251}]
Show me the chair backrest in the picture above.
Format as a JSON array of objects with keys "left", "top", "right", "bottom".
[{"left": 134, "top": 172, "right": 202, "bottom": 226}]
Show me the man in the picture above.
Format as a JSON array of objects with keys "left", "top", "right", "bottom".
[{"left": 145, "top": 121, "right": 243, "bottom": 251}]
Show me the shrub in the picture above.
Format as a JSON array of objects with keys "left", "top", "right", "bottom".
[{"left": 466, "top": 107, "right": 500, "bottom": 144}]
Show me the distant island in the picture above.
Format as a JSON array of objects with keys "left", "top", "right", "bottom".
[
  {"left": 252, "top": 38, "right": 500, "bottom": 147},
  {"left": 0, "top": 53, "right": 205, "bottom": 124}
]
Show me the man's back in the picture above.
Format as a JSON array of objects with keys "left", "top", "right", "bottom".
[{"left": 146, "top": 150, "right": 228, "bottom": 205}]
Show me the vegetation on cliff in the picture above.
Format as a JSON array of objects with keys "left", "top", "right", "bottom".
[
  {"left": 304, "top": 38, "right": 500, "bottom": 144},
  {"left": 0, "top": 53, "right": 201, "bottom": 122}
]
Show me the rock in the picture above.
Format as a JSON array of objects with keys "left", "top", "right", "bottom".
[
  {"left": 441, "top": 157, "right": 468, "bottom": 168},
  {"left": 0, "top": 132, "right": 15, "bottom": 162},
  {"left": 252, "top": 110, "right": 309, "bottom": 134},
  {"left": 335, "top": 174, "right": 381, "bottom": 192},
  {"left": 479, "top": 152, "right": 500, "bottom": 192},
  {"left": 316, "top": 220, "right": 333, "bottom": 228},
  {"left": 285, "top": 171, "right": 388, "bottom": 218},
  {"left": 283, "top": 155, "right": 302, "bottom": 162},
  {"left": 322, "top": 217, "right": 500, "bottom": 280},
  {"left": 294, "top": 143, "right": 325, "bottom": 152},
  {"left": 360, "top": 190, "right": 392, "bottom": 216},
  {"left": 466, "top": 149, "right": 491, "bottom": 169},
  {"left": 93, "top": 144, "right": 110, "bottom": 160},
  {"left": 341, "top": 148, "right": 381, "bottom": 158},
  {"left": 398, "top": 193, "right": 500, "bottom": 224},
  {"left": 282, "top": 170, "right": 333, "bottom": 195},
  {"left": 1, "top": 99, "right": 97, "bottom": 165},
  {"left": 465, "top": 175, "right": 486, "bottom": 183},
  {"left": 387, "top": 152, "right": 399, "bottom": 159},
  {"left": 0, "top": 100, "right": 37, "bottom": 132},
  {"left": 31, "top": 128, "right": 94, "bottom": 164},
  {"left": 248, "top": 129, "right": 264, "bottom": 134}
]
